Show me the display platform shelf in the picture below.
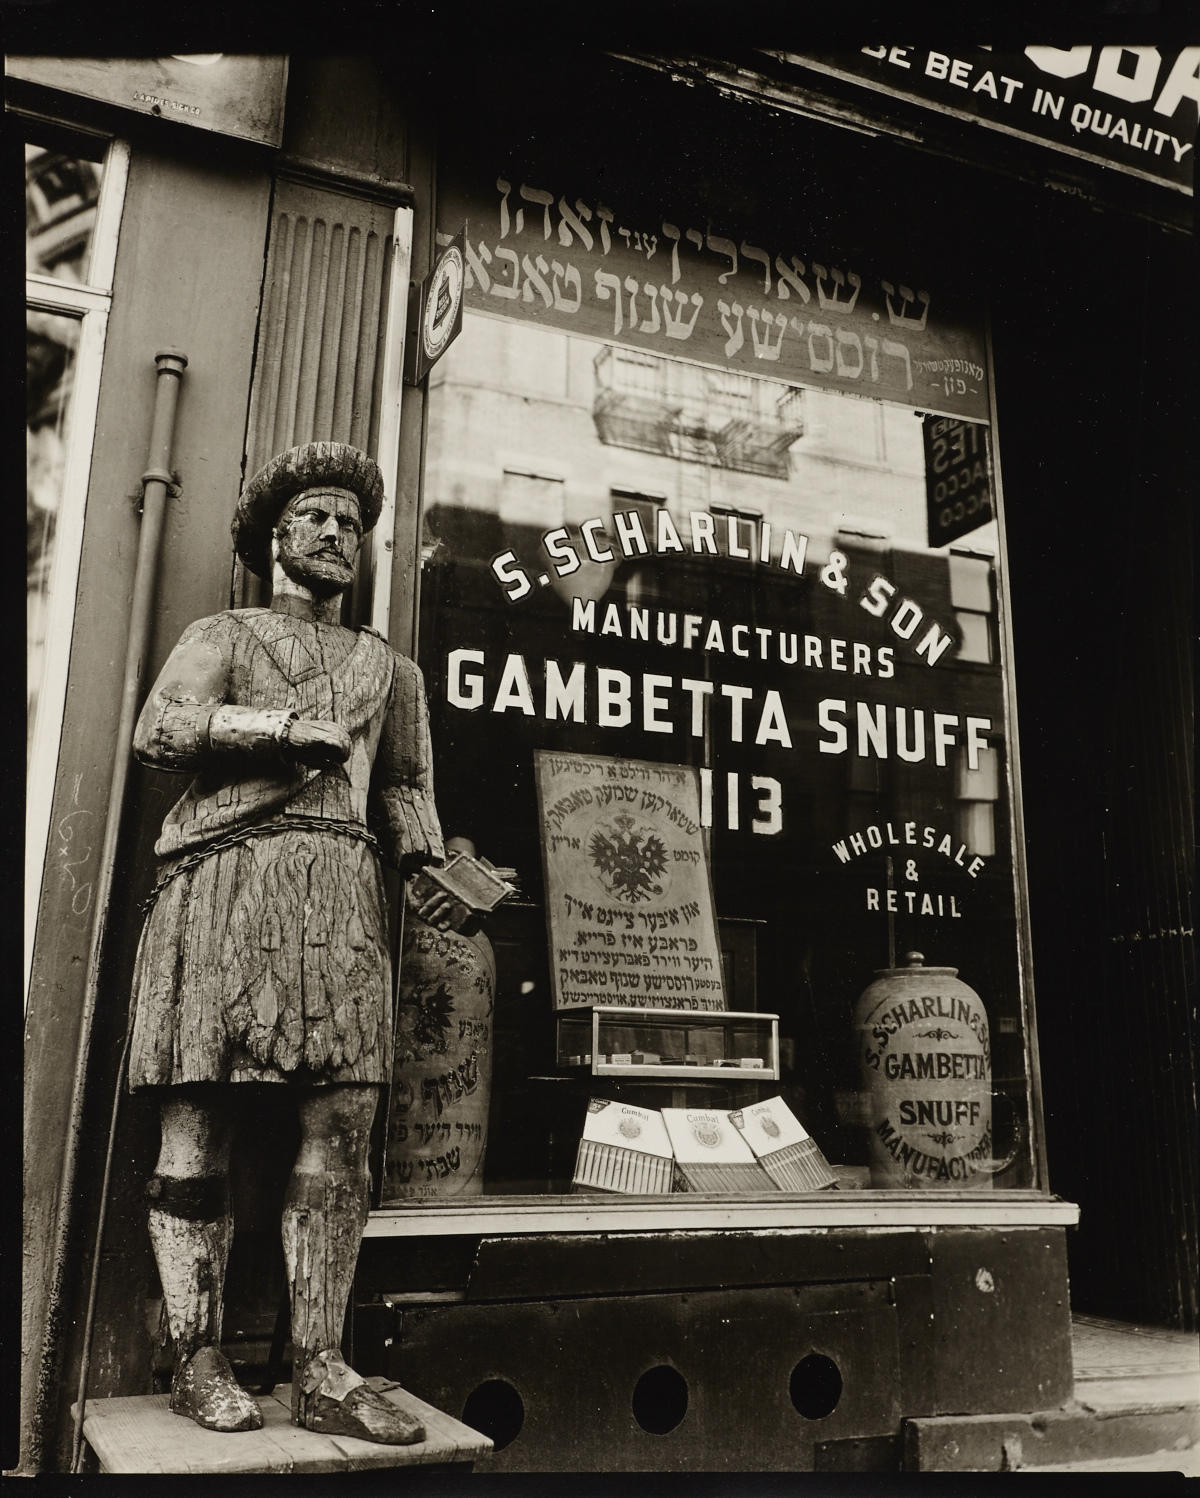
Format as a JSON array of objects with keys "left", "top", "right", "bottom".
[
  {"left": 72, "top": 1382, "right": 491, "bottom": 1474},
  {"left": 556, "top": 1004, "right": 780, "bottom": 1080}
]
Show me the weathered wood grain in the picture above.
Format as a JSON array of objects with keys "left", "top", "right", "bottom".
[
  {"left": 146, "top": 1207, "right": 231, "bottom": 1361},
  {"left": 125, "top": 445, "right": 449, "bottom": 1434},
  {"left": 129, "top": 605, "right": 441, "bottom": 1088},
  {"left": 75, "top": 1385, "right": 491, "bottom": 1473},
  {"left": 283, "top": 1089, "right": 376, "bottom": 1425}
]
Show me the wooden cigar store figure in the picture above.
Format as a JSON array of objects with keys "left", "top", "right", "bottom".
[{"left": 128, "top": 442, "right": 462, "bottom": 1443}]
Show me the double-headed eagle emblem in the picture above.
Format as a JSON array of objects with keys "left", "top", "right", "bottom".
[{"left": 588, "top": 813, "right": 668, "bottom": 904}]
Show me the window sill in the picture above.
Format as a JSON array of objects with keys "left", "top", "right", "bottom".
[{"left": 366, "top": 1191, "right": 1079, "bottom": 1238}]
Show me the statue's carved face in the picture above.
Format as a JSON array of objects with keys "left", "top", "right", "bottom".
[{"left": 275, "top": 488, "right": 363, "bottom": 597}]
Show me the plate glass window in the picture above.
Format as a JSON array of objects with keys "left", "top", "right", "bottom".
[
  {"left": 25, "top": 134, "right": 126, "bottom": 987},
  {"left": 388, "top": 172, "right": 1033, "bottom": 1206}
]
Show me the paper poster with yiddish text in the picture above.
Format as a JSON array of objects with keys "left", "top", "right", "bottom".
[{"left": 535, "top": 751, "right": 726, "bottom": 1012}]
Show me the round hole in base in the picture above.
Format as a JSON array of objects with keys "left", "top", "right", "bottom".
[
  {"left": 461, "top": 1378, "right": 525, "bottom": 1451},
  {"left": 632, "top": 1364, "right": 689, "bottom": 1434},
  {"left": 789, "top": 1353, "right": 843, "bottom": 1419}
]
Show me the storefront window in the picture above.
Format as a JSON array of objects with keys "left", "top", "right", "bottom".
[
  {"left": 26, "top": 142, "right": 106, "bottom": 284},
  {"left": 27, "top": 308, "right": 80, "bottom": 767},
  {"left": 25, "top": 134, "right": 126, "bottom": 988},
  {"left": 384, "top": 166, "right": 1036, "bottom": 1206}
]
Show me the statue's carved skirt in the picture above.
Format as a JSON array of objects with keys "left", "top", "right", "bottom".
[{"left": 128, "top": 827, "right": 392, "bottom": 1088}]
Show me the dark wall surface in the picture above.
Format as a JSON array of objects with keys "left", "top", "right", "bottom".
[{"left": 987, "top": 177, "right": 1196, "bottom": 1328}]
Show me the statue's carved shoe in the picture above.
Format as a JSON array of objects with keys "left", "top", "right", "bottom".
[
  {"left": 171, "top": 1345, "right": 263, "bottom": 1432},
  {"left": 297, "top": 1350, "right": 425, "bottom": 1445},
  {"left": 305, "top": 1383, "right": 426, "bottom": 1444}
]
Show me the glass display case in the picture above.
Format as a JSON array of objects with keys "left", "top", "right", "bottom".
[{"left": 556, "top": 1006, "right": 780, "bottom": 1081}]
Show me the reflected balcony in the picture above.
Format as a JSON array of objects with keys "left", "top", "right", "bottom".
[{"left": 593, "top": 345, "right": 805, "bottom": 479}]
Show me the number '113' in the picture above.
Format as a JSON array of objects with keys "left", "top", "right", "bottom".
[{"left": 699, "top": 770, "right": 783, "bottom": 835}]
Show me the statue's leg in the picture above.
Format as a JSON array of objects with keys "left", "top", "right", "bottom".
[
  {"left": 283, "top": 1084, "right": 424, "bottom": 1445},
  {"left": 150, "top": 1090, "right": 263, "bottom": 1432}
]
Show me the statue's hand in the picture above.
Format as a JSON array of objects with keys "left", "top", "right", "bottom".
[
  {"left": 282, "top": 719, "right": 353, "bottom": 769},
  {"left": 415, "top": 887, "right": 471, "bottom": 933}
]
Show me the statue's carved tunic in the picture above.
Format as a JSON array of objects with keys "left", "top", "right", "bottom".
[{"left": 129, "top": 606, "right": 444, "bottom": 1088}]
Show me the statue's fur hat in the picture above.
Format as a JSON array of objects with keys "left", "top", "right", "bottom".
[{"left": 233, "top": 441, "right": 385, "bottom": 578}]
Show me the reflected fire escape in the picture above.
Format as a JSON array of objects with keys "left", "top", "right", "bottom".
[{"left": 592, "top": 346, "right": 805, "bottom": 480}]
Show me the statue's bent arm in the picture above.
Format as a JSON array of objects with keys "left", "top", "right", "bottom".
[
  {"left": 133, "top": 616, "right": 297, "bottom": 771},
  {"left": 369, "top": 656, "right": 445, "bottom": 875}
]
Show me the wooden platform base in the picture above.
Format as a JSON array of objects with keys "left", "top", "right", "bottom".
[{"left": 73, "top": 1382, "right": 492, "bottom": 1474}]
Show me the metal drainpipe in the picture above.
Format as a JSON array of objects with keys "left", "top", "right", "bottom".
[{"left": 32, "top": 349, "right": 188, "bottom": 1473}]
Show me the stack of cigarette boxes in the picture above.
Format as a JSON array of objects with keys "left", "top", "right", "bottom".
[{"left": 571, "top": 1095, "right": 836, "bottom": 1194}]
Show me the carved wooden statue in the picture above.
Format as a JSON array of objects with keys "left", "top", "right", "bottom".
[{"left": 129, "top": 441, "right": 461, "bottom": 1443}]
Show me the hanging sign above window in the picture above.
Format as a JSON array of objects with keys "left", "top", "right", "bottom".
[
  {"left": 405, "top": 230, "right": 466, "bottom": 386},
  {"left": 772, "top": 47, "right": 1198, "bottom": 197},
  {"left": 436, "top": 172, "right": 990, "bottom": 422},
  {"left": 922, "top": 415, "right": 995, "bottom": 548},
  {"left": 6, "top": 55, "right": 288, "bottom": 147}
]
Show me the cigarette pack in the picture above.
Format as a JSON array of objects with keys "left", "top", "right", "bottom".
[
  {"left": 571, "top": 1099, "right": 674, "bottom": 1195},
  {"left": 659, "top": 1107, "right": 775, "bottom": 1193},
  {"left": 728, "top": 1095, "right": 837, "bottom": 1191},
  {"left": 409, "top": 851, "right": 518, "bottom": 916}
]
